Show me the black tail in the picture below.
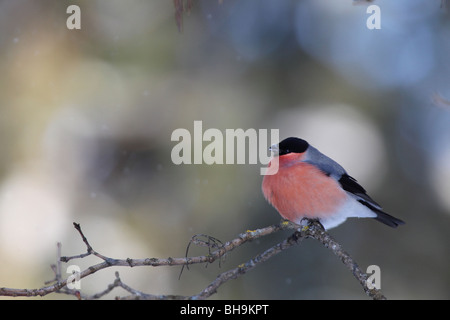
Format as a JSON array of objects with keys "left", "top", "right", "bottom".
[
  {"left": 374, "top": 210, "right": 405, "bottom": 228},
  {"left": 358, "top": 200, "right": 405, "bottom": 228}
]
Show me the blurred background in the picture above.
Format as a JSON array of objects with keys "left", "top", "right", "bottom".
[{"left": 0, "top": 0, "right": 449, "bottom": 299}]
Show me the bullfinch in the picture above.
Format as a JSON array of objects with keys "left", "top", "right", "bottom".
[{"left": 262, "top": 137, "right": 405, "bottom": 230}]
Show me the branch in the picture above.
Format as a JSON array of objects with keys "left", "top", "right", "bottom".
[
  {"left": 173, "top": 0, "right": 194, "bottom": 32},
  {"left": 0, "top": 220, "right": 386, "bottom": 300},
  {"left": 302, "top": 221, "right": 386, "bottom": 300}
]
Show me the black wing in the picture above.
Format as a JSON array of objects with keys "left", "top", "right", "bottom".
[
  {"left": 338, "top": 174, "right": 380, "bottom": 207},
  {"left": 338, "top": 174, "right": 405, "bottom": 228}
]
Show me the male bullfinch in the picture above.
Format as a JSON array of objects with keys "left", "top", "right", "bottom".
[{"left": 262, "top": 137, "right": 405, "bottom": 230}]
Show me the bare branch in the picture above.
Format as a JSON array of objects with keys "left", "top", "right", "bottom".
[
  {"left": 0, "top": 219, "right": 386, "bottom": 300},
  {"left": 173, "top": 0, "right": 194, "bottom": 32},
  {"left": 432, "top": 92, "right": 450, "bottom": 110},
  {"left": 302, "top": 220, "right": 386, "bottom": 300},
  {"left": 191, "top": 227, "right": 306, "bottom": 300}
]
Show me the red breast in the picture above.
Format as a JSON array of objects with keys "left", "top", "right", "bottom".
[{"left": 262, "top": 153, "right": 347, "bottom": 223}]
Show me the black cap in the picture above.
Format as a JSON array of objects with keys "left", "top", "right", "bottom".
[{"left": 277, "top": 137, "right": 309, "bottom": 156}]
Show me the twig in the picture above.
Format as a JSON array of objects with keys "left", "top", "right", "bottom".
[
  {"left": 0, "top": 220, "right": 387, "bottom": 300},
  {"left": 179, "top": 233, "right": 224, "bottom": 279},
  {"left": 191, "top": 227, "right": 306, "bottom": 300},
  {"left": 432, "top": 92, "right": 450, "bottom": 110},
  {"left": 173, "top": 0, "right": 194, "bottom": 32},
  {"left": 302, "top": 220, "right": 386, "bottom": 300}
]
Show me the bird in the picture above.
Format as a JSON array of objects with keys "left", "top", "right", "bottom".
[{"left": 262, "top": 137, "right": 405, "bottom": 230}]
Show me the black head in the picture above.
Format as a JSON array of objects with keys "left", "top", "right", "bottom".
[{"left": 275, "top": 137, "right": 309, "bottom": 156}]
